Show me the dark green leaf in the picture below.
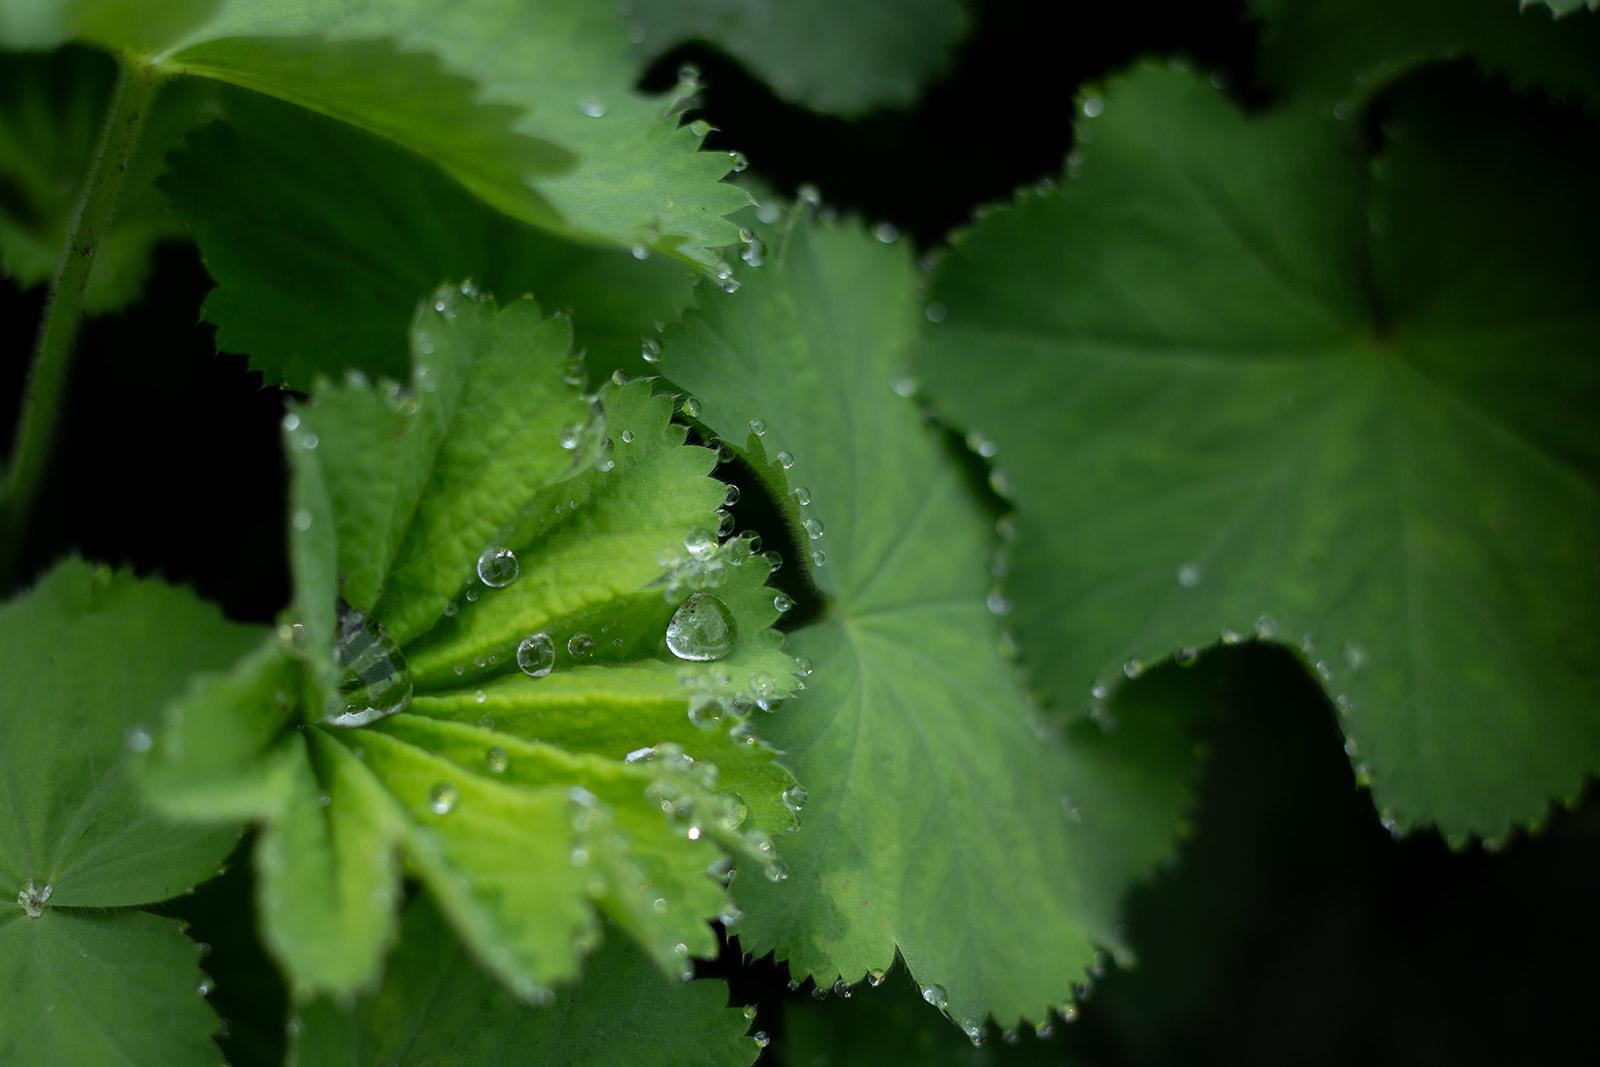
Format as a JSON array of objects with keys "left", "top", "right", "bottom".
[
  {"left": 0, "top": 909, "right": 221, "bottom": 1066},
  {"left": 0, "top": 559, "right": 260, "bottom": 907},
  {"left": 629, "top": 0, "right": 969, "bottom": 116},
  {"left": 653, "top": 211, "right": 1198, "bottom": 1029},
  {"left": 919, "top": 65, "right": 1600, "bottom": 838}
]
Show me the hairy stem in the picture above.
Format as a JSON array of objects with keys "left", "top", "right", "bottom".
[{"left": 0, "top": 58, "right": 164, "bottom": 585}]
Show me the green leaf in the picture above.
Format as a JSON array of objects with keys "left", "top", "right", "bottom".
[
  {"left": 147, "top": 289, "right": 801, "bottom": 1000},
  {"left": 161, "top": 93, "right": 691, "bottom": 390},
  {"left": 0, "top": 559, "right": 259, "bottom": 907},
  {"left": 0, "top": 908, "right": 221, "bottom": 1066},
  {"left": 25, "top": 0, "right": 749, "bottom": 271},
  {"left": 628, "top": 0, "right": 969, "bottom": 116},
  {"left": 1526, "top": 0, "right": 1598, "bottom": 14},
  {"left": 0, "top": 560, "right": 260, "bottom": 1065},
  {"left": 290, "top": 896, "right": 758, "bottom": 1066},
  {"left": 652, "top": 212, "right": 1199, "bottom": 1029},
  {"left": 1250, "top": 0, "right": 1600, "bottom": 114},
  {"left": 918, "top": 65, "right": 1600, "bottom": 839},
  {"left": 0, "top": 47, "right": 215, "bottom": 313}
]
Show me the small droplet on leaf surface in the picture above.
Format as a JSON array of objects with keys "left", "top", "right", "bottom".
[
  {"left": 326, "top": 603, "right": 412, "bottom": 727},
  {"left": 516, "top": 632, "right": 556, "bottom": 677},
  {"left": 477, "top": 546, "right": 519, "bottom": 588}
]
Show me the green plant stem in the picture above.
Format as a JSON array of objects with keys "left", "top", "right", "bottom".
[{"left": 0, "top": 59, "right": 163, "bottom": 586}]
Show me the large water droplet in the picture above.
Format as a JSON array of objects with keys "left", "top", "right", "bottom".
[
  {"left": 477, "top": 546, "right": 519, "bottom": 588},
  {"left": 17, "top": 880, "right": 51, "bottom": 917},
  {"left": 326, "top": 603, "right": 412, "bottom": 727},
  {"left": 666, "top": 593, "right": 736, "bottom": 661},
  {"left": 920, "top": 983, "right": 949, "bottom": 1011},
  {"left": 517, "top": 632, "right": 556, "bottom": 677}
]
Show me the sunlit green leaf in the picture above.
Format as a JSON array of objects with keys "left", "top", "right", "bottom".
[{"left": 146, "top": 290, "right": 800, "bottom": 1000}]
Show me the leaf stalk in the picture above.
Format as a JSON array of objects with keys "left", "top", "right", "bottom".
[{"left": 0, "top": 57, "right": 164, "bottom": 586}]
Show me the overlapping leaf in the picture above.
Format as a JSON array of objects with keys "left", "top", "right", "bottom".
[
  {"left": 919, "top": 65, "right": 1600, "bottom": 839},
  {"left": 652, "top": 211, "right": 1200, "bottom": 1030},
  {"left": 162, "top": 94, "right": 692, "bottom": 390},
  {"left": 145, "top": 287, "right": 802, "bottom": 1007},
  {"left": 8, "top": 0, "right": 748, "bottom": 270},
  {"left": 628, "top": 0, "right": 969, "bottom": 116},
  {"left": 1250, "top": 0, "right": 1600, "bottom": 114},
  {"left": 290, "top": 896, "right": 758, "bottom": 1066},
  {"left": 0, "top": 560, "right": 263, "bottom": 1064},
  {"left": 0, "top": 48, "right": 214, "bottom": 312}
]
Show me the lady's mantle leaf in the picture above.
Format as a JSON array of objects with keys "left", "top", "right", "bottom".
[
  {"left": 919, "top": 66, "right": 1600, "bottom": 839},
  {"left": 651, "top": 212, "right": 1200, "bottom": 1031},
  {"left": 0, "top": 909, "right": 223, "bottom": 1066},
  {"left": 0, "top": 560, "right": 258, "bottom": 907},
  {"left": 146, "top": 289, "right": 801, "bottom": 1001},
  {"left": 161, "top": 94, "right": 692, "bottom": 390},
  {"left": 1250, "top": 0, "right": 1600, "bottom": 115},
  {"left": 290, "top": 896, "right": 758, "bottom": 1067},
  {"left": 628, "top": 0, "right": 969, "bottom": 116},
  {"left": 0, "top": 560, "right": 263, "bottom": 1064},
  {"left": 17, "top": 0, "right": 748, "bottom": 271}
]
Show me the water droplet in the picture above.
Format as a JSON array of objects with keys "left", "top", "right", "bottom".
[
  {"left": 782, "top": 785, "right": 807, "bottom": 812},
  {"left": 684, "top": 526, "right": 718, "bottom": 559},
  {"left": 474, "top": 689, "right": 487, "bottom": 705},
  {"left": 429, "top": 783, "right": 458, "bottom": 815},
  {"left": 197, "top": 978, "right": 214, "bottom": 997},
  {"left": 1177, "top": 561, "right": 1203, "bottom": 588},
  {"left": 724, "top": 484, "right": 741, "bottom": 506},
  {"left": 17, "top": 880, "right": 51, "bottom": 917},
  {"left": 867, "top": 968, "right": 887, "bottom": 987},
  {"left": 986, "top": 588, "right": 1011, "bottom": 615},
  {"left": 925, "top": 302, "right": 948, "bottom": 323},
  {"left": 792, "top": 486, "right": 811, "bottom": 506},
  {"left": 681, "top": 396, "right": 701, "bottom": 419},
  {"left": 811, "top": 548, "right": 827, "bottom": 568},
  {"left": 326, "top": 603, "right": 412, "bottom": 727},
  {"left": 873, "top": 222, "right": 900, "bottom": 244},
  {"left": 891, "top": 373, "right": 917, "bottom": 398},
  {"left": 485, "top": 746, "right": 509, "bottom": 774},
  {"left": 1342, "top": 641, "right": 1367, "bottom": 671},
  {"left": 1090, "top": 682, "right": 1109, "bottom": 700},
  {"left": 1220, "top": 628, "right": 1243, "bottom": 645},
  {"left": 126, "top": 726, "right": 153, "bottom": 753},
  {"left": 763, "top": 858, "right": 789, "bottom": 882},
  {"left": 748, "top": 417, "right": 767, "bottom": 437},
  {"left": 1122, "top": 658, "right": 1144, "bottom": 680},
  {"left": 1254, "top": 615, "right": 1278, "bottom": 640},
  {"left": 567, "top": 633, "right": 594, "bottom": 658},
  {"left": 728, "top": 150, "right": 749, "bottom": 173},
  {"left": 776, "top": 450, "right": 795, "bottom": 470},
  {"left": 631, "top": 243, "right": 650, "bottom": 260},
  {"left": 772, "top": 592, "right": 794, "bottom": 614},
  {"left": 1174, "top": 646, "right": 1199, "bottom": 667},
  {"left": 666, "top": 592, "right": 737, "bottom": 661},
  {"left": 517, "top": 632, "right": 556, "bottom": 677},
  {"left": 752, "top": 1031, "right": 770, "bottom": 1050},
  {"left": 688, "top": 695, "right": 725, "bottom": 729},
  {"left": 920, "top": 983, "right": 949, "bottom": 1011},
  {"left": 281, "top": 413, "right": 301, "bottom": 432},
  {"left": 802, "top": 516, "right": 824, "bottom": 540},
  {"left": 1081, "top": 96, "right": 1104, "bottom": 118},
  {"left": 477, "top": 546, "right": 519, "bottom": 588},
  {"left": 578, "top": 97, "right": 607, "bottom": 118},
  {"left": 641, "top": 337, "right": 662, "bottom": 364},
  {"left": 620, "top": 429, "right": 636, "bottom": 445}
]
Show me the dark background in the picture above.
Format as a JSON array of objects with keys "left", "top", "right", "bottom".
[{"left": 3, "top": 0, "right": 1596, "bottom": 1063}]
